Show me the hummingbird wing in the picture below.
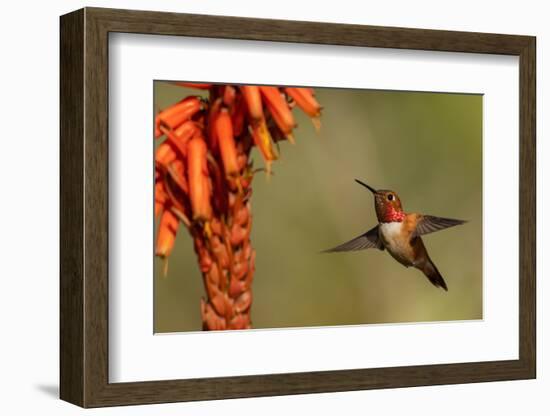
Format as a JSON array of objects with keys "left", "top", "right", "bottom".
[
  {"left": 413, "top": 215, "right": 466, "bottom": 238},
  {"left": 322, "top": 226, "right": 383, "bottom": 253}
]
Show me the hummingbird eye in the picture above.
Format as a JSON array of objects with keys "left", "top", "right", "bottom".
[{"left": 387, "top": 194, "right": 394, "bottom": 201}]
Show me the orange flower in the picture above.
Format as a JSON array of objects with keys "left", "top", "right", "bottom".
[
  {"left": 187, "top": 136, "right": 213, "bottom": 221},
  {"left": 241, "top": 86, "right": 263, "bottom": 121},
  {"left": 260, "top": 86, "right": 296, "bottom": 137},
  {"left": 215, "top": 108, "right": 239, "bottom": 176},
  {"left": 156, "top": 209, "right": 179, "bottom": 258},
  {"left": 156, "top": 96, "right": 203, "bottom": 132},
  {"left": 285, "top": 87, "right": 321, "bottom": 117},
  {"left": 155, "top": 181, "right": 167, "bottom": 217},
  {"left": 250, "top": 118, "right": 278, "bottom": 165}
]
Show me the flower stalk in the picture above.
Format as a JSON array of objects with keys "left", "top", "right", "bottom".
[{"left": 155, "top": 83, "right": 322, "bottom": 330}]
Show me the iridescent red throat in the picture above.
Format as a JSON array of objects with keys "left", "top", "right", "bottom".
[{"left": 382, "top": 208, "right": 405, "bottom": 223}]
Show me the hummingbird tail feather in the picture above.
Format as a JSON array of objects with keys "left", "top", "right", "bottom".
[{"left": 422, "top": 259, "right": 448, "bottom": 291}]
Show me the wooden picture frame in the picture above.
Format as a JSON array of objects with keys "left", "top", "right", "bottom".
[{"left": 60, "top": 7, "right": 536, "bottom": 408}]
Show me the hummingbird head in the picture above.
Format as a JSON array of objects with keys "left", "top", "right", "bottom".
[{"left": 354, "top": 179, "right": 405, "bottom": 223}]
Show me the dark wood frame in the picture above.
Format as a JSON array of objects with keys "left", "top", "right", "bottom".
[{"left": 60, "top": 7, "right": 536, "bottom": 408}]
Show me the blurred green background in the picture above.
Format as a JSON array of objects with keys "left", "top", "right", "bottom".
[{"left": 154, "top": 82, "right": 482, "bottom": 333}]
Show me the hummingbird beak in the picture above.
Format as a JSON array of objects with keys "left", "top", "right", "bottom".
[{"left": 355, "top": 179, "right": 377, "bottom": 194}]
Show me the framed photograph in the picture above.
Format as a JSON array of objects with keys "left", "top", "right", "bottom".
[{"left": 60, "top": 7, "right": 536, "bottom": 408}]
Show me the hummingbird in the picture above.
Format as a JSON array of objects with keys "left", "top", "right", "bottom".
[{"left": 323, "top": 179, "right": 467, "bottom": 291}]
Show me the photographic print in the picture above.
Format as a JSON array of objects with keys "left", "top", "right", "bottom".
[
  {"left": 60, "top": 9, "right": 535, "bottom": 406},
  {"left": 154, "top": 82, "right": 482, "bottom": 333}
]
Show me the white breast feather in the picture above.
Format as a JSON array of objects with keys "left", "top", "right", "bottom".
[
  {"left": 379, "top": 221, "right": 411, "bottom": 266},
  {"left": 379, "top": 222, "right": 403, "bottom": 246}
]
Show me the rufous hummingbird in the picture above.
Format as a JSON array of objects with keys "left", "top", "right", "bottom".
[{"left": 324, "top": 179, "right": 466, "bottom": 291}]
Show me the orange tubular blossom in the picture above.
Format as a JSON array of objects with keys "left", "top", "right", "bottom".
[
  {"left": 215, "top": 108, "right": 239, "bottom": 176},
  {"left": 187, "top": 136, "right": 213, "bottom": 221}
]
